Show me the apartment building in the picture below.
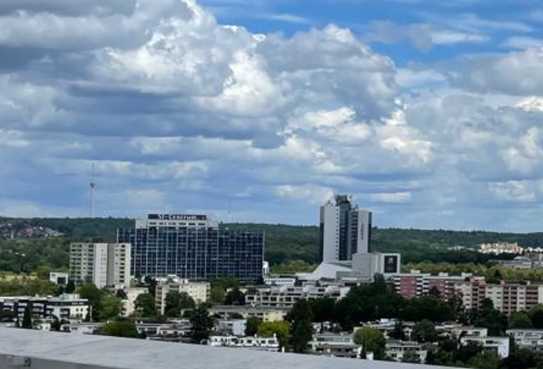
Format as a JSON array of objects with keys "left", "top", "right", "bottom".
[
  {"left": 0, "top": 294, "right": 89, "bottom": 321},
  {"left": 209, "top": 305, "right": 289, "bottom": 322},
  {"left": 245, "top": 285, "right": 350, "bottom": 308},
  {"left": 155, "top": 278, "right": 210, "bottom": 315},
  {"left": 507, "top": 329, "right": 543, "bottom": 352},
  {"left": 386, "top": 341, "right": 428, "bottom": 363},
  {"left": 309, "top": 333, "right": 361, "bottom": 359},
  {"left": 393, "top": 271, "right": 543, "bottom": 315},
  {"left": 70, "top": 242, "right": 131, "bottom": 289}
]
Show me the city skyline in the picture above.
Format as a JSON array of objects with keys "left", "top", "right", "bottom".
[{"left": 2, "top": 0, "right": 543, "bottom": 232}]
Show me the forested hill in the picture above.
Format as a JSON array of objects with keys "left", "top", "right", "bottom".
[{"left": 1, "top": 217, "right": 543, "bottom": 272}]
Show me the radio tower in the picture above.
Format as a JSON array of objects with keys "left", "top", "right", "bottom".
[{"left": 89, "top": 163, "right": 96, "bottom": 218}]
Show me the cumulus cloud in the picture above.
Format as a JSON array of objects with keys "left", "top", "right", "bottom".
[{"left": 2, "top": 0, "right": 543, "bottom": 230}]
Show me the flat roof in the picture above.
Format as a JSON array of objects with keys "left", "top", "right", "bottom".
[{"left": 0, "top": 328, "right": 462, "bottom": 369}]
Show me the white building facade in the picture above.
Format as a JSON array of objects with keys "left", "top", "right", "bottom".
[{"left": 70, "top": 243, "right": 131, "bottom": 289}]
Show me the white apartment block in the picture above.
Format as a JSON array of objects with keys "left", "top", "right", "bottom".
[
  {"left": 386, "top": 341, "right": 428, "bottom": 363},
  {"left": 245, "top": 285, "right": 350, "bottom": 308},
  {"left": 460, "top": 335, "right": 510, "bottom": 359},
  {"left": 0, "top": 294, "right": 89, "bottom": 321},
  {"left": 70, "top": 243, "right": 131, "bottom": 289},
  {"left": 507, "top": 329, "right": 543, "bottom": 352},
  {"left": 155, "top": 278, "right": 210, "bottom": 315},
  {"left": 209, "top": 305, "right": 289, "bottom": 322}
]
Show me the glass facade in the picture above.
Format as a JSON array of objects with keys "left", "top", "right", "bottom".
[{"left": 117, "top": 217, "right": 264, "bottom": 283}]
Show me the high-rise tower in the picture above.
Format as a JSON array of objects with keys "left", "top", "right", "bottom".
[{"left": 319, "top": 195, "right": 372, "bottom": 263}]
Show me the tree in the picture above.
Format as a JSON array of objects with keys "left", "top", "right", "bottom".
[
  {"left": 210, "top": 286, "right": 225, "bottom": 305},
  {"left": 51, "top": 318, "right": 62, "bottom": 332},
  {"left": 65, "top": 280, "right": 76, "bottom": 294},
  {"left": 134, "top": 293, "right": 155, "bottom": 317},
  {"left": 310, "top": 298, "right": 336, "bottom": 324},
  {"left": 77, "top": 283, "right": 102, "bottom": 321},
  {"left": 412, "top": 319, "right": 437, "bottom": 343},
  {"left": 116, "top": 289, "right": 128, "bottom": 299},
  {"left": 530, "top": 305, "right": 543, "bottom": 329},
  {"left": 165, "top": 291, "right": 195, "bottom": 318},
  {"left": 467, "top": 352, "right": 501, "bottom": 369},
  {"left": 189, "top": 306, "right": 214, "bottom": 344},
  {"left": 455, "top": 341, "right": 483, "bottom": 364},
  {"left": 287, "top": 300, "right": 313, "bottom": 353},
  {"left": 245, "top": 317, "right": 261, "bottom": 336},
  {"left": 100, "top": 294, "right": 123, "bottom": 321},
  {"left": 474, "top": 299, "right": 507, "bottom": 336},
  {"left": 402, "top": 350, "right": 421, "bottom": 364},
  {"left": 509, "top": 312, "right": 533, "bottom": 329},
  {"left": 428, "top": 286, "right": 441, "bottom": 298},
  {"left": 224, "top": 288, "right": 246, "bottom": 306},
  {"left": 258, "top": 321, "right": 290, "bottom": 350},
  {"left": 353, "top": 327, "right": 386, "bottom": 359},
  {"left": 22, "top": 304, "right": 33, "bottom": 329},
  {"left": 35, "top": 265, "right": 51, "bottom": 280},
  {"left": 102, "top": 319, "right": 139, "bottom": 338},
  {"left": 389, "top": 320, "right": 406, "bottom": 341},
  {"left": 144, "top": 276, "right": 157, "bottom": 297}
]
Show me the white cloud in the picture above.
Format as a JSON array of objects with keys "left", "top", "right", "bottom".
[
  {"left": 369, "top": 192, "right": 412, "bottom": 204},
  {"left": 274, "top": 184, "right": 334, "bottom": 205},
  {"left": 489, "top": 181, "right": 536, "bottom": 203}
]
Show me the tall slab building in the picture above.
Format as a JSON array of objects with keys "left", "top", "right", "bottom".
[
  {"left": 117, "top": 214, "right": 264, "bottom": 283},
  {"left": 69, "top": 243, "right": 131, "bottom": 289},
  {"left": 319, "top": 195, "right": 372, "bottom": 263}
]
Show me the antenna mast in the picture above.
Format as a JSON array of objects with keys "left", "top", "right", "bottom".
[{"left": 89, "top": 163, "right": 96, "bottom": 218}]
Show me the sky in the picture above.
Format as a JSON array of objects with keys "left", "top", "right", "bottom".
[{"left": 1, "top": 0, "right": 543, "bottom": 231}]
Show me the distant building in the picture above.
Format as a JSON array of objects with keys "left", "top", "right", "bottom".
[
  {"left": 309, "top": 333, "right": 361, "bottom": 358},
  {"left": 215, "top": 319, "right": 247, "bottom": 336},
  {"left": 209, "top": 305, "right": 289, "bottom": 322},
  {"left": 351, "top": 252, "right": 401, "bottom": 280},
  {"left": 49, "top": 272, "right": 69, "bottom": 286},
  {"left": 320, "top": 195, "right": 372, "bottom": 263},
  {"left": 386, "top": 341, "right": 428, "bottom": 363},
  {"left": 394, "top": 271, "right": 543, "bottom": 315},
  {"left": 507, "top": 329, "right": 543, "bottom": 352},
  {"left": 245, "top": 285, "right": 350, "bottom": 308},
  {"left": 479, "top": 242, "right": 523, "bottom": 255},
  {"left": 118, "top": 214, "right": 264, "bottom": 283},
  {"left": 0, "top": 294, "right": 89, "bottom": 321},
  {"left": 155, "top": 277, "right": 210, "bottom": 315},
  {"left": 208, "top": 335, "right": 280, "bottom": 352},
  {"left": 460, "top": 335, "right": 510, "bottom": 359},
  {"left": 69, "top": 242, "right": 131, "bottom": 289}
]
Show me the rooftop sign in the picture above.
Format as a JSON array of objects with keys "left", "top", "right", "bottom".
[{"left": 147, "top": 214, "right": 207, "bottom": 221}]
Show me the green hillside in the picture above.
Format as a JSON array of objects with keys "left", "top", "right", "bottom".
[{"left": 0, "top": 217, "right": 541, "bottom": 274}]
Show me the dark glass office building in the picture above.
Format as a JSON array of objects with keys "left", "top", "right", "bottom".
[{"left": 117, "top": 214, "right": 264, "bottom": 283}]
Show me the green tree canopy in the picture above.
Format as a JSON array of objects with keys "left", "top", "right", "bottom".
[
  {"left": 224, "top": 288, "right": 246, "bottom": 306},
  {"left": 165, "top": 291, "right": 195, "bottom": 318},
  {"left": 353, "top": 327, "right": 386, "bottom": 359},
  {"left": 412, "top": 319, "right": 437, "bottom": 343},
  {"left": 189, "top": 306, "right": 214, "bottom": 344},
  {"left": 102, "top": 319, "right": 139, "bottom": 338},
  {"left": 258, "top": 321, "right": 290, "bottom": 350},
  {"left": 134, "top": 293, "right": 156, "bottom": 318},
  {"left": 509, "top": 311, "right": 533, "bottom": 329},
  {"left": 287, "top": 300, "right": 313, "bottom": 353},
  {"left": 245, "top": 317, "right": 261, "bottom": 336}
]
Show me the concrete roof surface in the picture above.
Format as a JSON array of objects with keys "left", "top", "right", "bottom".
[{"left": 0, "top": 328, "right": 462, "bottom": 369}]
